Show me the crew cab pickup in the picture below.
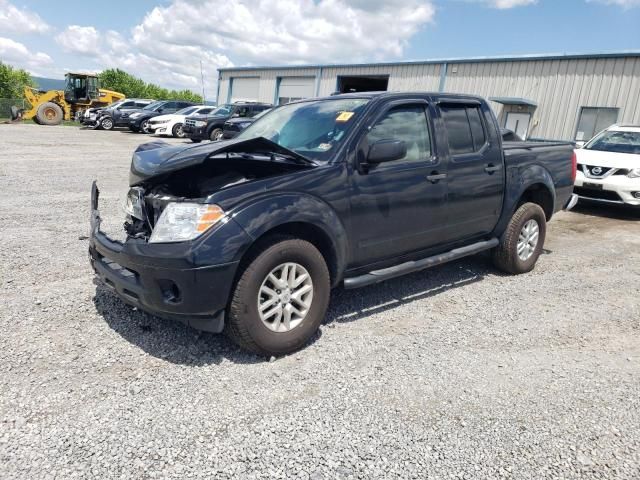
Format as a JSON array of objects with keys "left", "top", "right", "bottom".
[{"left": 89, "top": 92, "right": 577, "bottom": 356}]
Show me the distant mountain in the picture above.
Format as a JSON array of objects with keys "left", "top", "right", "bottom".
[{"left": 32, "top": 76, "right": 65, "bottom": 91}]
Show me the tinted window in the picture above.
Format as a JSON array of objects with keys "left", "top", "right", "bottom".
[
  {"left": 467, "top": 107, "right": 486, "bottom": 150},
  {"left": 366, "top": 105, "right": 431, "bottom": 164},
  {"left": 135, "top": 101, "right": 150, "bottom": 108},
  {"left": 198, "top": 108, "right": 213, "bottom": 115},
  {"left": 120, "top": 101, "right": 135, "bottom": 108},
  {"left": 441, "top": 105, "right": 486, "bottom": 155}
]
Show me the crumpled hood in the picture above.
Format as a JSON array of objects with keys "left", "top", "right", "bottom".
[{"left": 129, "top": 136, "right": 313, "bottom": 186}]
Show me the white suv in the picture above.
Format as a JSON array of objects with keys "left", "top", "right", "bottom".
[{"left": 574, "top": 125, "right": 640, "bottom": 208}]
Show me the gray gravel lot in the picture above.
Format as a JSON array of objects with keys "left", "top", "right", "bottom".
[{"left": 1, "top": 123, "right": 639, "bottom": 479}]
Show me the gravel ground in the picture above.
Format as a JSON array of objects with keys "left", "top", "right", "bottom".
[{"left": 1, "top": 123, "right": 639, "bottom": 479}]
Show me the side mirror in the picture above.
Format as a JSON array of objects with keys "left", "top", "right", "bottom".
[
  {"left": 367, "top": 139, "right": 407, "bottom": 164},
  {"left": 231, "top": 113, "right": 240, "bottom": 118},
  {"left": 157, "top": 108, "right": 164, "bottom": 113}
]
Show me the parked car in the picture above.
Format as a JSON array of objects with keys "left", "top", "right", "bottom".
[
  {"left": 128, "top": 100, "right": 196, "bottom": 134},
  {"left": 184, "top": 101, "right": 272, "bottom": 142},
  {"left": 222, "top": 108, "right": 272, "bottom": 139},
  {"left": 89, "top": 92, "right": 576, "bottom": 356},
  {"left": 574, "top": 125, "right": 640, "bottom": 208},
  {"left": 148, "top": 105, "right": 215, "bottom": 138},
  {"left": 86, "top": 99, "right": 154, "bottom": 130}
]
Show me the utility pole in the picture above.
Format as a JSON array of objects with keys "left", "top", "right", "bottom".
[{"left": 200, "top": 60, "right": 206, "bottom": 103}]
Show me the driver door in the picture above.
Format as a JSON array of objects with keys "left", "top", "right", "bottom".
[{"left": 348, "top": 100, "right": 448, "bottom": 267}]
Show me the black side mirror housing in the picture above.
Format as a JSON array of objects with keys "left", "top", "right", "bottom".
[{"left": 367, "top": 139, "right": 407, "bottom": 164}]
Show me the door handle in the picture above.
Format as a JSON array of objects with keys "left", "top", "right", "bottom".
[
  {"left": 426, "top": 172, "right": 447, "bottom": 183},
  {"left": 484, "top": 164, "right": 501, "bottom": 174}
]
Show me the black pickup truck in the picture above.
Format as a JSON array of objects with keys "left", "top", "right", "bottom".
[{"left": 90, "top": 92, "right": 577, "bottom": 356}]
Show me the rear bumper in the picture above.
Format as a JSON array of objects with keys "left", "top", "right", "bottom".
[{"left": 88, "top": 182, "right": 239, "bottom": 332}]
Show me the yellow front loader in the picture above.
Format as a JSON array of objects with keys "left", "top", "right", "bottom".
[{"left": 13, "top": 72, "right": 124, "bottom": 125}]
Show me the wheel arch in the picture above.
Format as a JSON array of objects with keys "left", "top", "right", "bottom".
[{"left": 231, "top": 194, "right": 348, "bottom": 287}]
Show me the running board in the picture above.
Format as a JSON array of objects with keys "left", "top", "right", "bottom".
[{"left": 343, "top": 238, "right": 499, "bottom": 289}]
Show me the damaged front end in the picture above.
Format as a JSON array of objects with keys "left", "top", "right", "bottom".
[{"left": 89, "top": 136, "right": 316, "bottom": 331}]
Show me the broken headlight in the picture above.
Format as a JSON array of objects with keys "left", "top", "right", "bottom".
[
  {"left": 123, "top": 187, "right": 146, "bottom": 220},
  {"left": 149, "top": 203, "right": 225, "bottom": 243}
]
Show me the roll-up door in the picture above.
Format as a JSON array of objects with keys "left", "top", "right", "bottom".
[
  {"left": 278, "top": 76, "right": 315, "bottom": 105},
  {"left": 230, "top": 77, "right": 260, "bottom": 102}
]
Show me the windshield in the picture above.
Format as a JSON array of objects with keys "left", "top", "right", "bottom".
[
  {"left": 143, "top": 101, "right": 165, "bottom": 111},
  {"left": 211, "top": 104, "right": 233, "bottom": 116},
  {"left": 235, "top": 98, "right": 370, "bottom": 161},
  {"left": 107, "top": 100, "right": 126, "bottom": 109},
  {"left": 585, "top": 130, "right": 640, "bottom": 155},
  {"left": 176, "top": 106, "right": 198, "bottom": 115}
]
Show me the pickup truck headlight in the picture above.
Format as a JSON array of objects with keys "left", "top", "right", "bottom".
[
  {"left": 628, "top": 168, "right": 640, "bottom": 178},
  {"left": 149, "top": 202, "right": 225, "bottom": 243},
  {"left": 194, "top": 120, "right": 207, "bottom": 127}
]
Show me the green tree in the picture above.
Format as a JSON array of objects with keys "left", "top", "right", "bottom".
[
  {"left": 0, "top": 62, "right": 35, "bottom": 99},
  {"left": 99, "top": 68, "right": 203, "bottom": 103}
]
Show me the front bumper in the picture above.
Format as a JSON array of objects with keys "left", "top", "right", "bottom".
[
  {"left": 574, "top": 172, "right": 640, "bottom": 206},
  {"left": 88, "top": 182, "right": 240, "bottom": 332},
  {"left": 183, "top": 125, "right": 208, "bottom": 140}
]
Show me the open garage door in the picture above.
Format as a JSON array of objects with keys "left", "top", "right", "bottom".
[
  {"left": 337, "top": 75, "right": 389, "bottom": 93},
  {"left": 278, "top": 77, "right": 315, "bottom": 105},
  {"left": 230, "top": 77, "right": 259, "bottom": 102}
]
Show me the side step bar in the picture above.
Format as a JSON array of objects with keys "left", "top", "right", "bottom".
[{"left": 343, "top": 238, "right": 499, "bottom": 289}]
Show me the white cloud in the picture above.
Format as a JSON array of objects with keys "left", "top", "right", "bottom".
[
  {"left": 587, "top": 0, "right": 640, "bottom": 7},
  {"left": 56, "top": 25, "right": 101, "bottom": 55},
  {"left": 0, "top": 37, "right": 53, "bottom": 75},
  {"left": 49, "top": 0, "right": 436, "bottom": 98},
  {"left": 130, "top": 0, "right": 436, "bottom": 65},
  {"left": 0, "top": 0, "right": 51, "bottom": 34}
]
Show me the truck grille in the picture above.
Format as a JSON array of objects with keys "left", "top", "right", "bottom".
[{"left": 185, "top": 119, "right": 196, "bottom": 128}]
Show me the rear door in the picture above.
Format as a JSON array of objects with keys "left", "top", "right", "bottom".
[
  {"left": 349, "top": 99, "right": 449, "bottom": 266},
  {"left": 437, "top": 101, "right": 504, "bottom": 242}
]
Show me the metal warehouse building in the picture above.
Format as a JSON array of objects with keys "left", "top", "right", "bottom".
[{"left": 217, "top": 52, "right": 640, "bottom": 142}]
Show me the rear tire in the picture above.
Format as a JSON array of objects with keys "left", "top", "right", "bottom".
[
  {"left": 35, "top": 102, "right": 63, "bottom": 126},
  {"left": 209, "top": 127, "right": 223, "bottom": 141},
  {"left": 492, "top": 202, "right": 547, "bottom": 274},
  {"left": 172, "top": 123, "right": 185, "bottom": 138},
  {"left": 225, "top": 237, "right": 330, "bottom": 356}
]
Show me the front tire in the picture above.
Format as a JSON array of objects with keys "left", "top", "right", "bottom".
[
  {"left": 225, "top": 237, "right": 330, "bottom": 356},
  {"left": 209, "top": 127, "right": 223, "bottom": 141},
  {"left": 140, "top": 119, "right": 151, "bottom": 134},
  {"left": 172, "top": 123, "right": 185, "bottom": 138},
  {"left": 492, "top": 202, "right": 547, "bottom": 274},
  {"left": 100, "top": 116, "right": 114, "bottom": 130},
  {"left": 35, "top": 102, "right": 63, "bottom": 125}
]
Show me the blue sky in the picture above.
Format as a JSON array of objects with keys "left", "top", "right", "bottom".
[{"left": 1, "top": 0, "right": 638, "bottom": 96}]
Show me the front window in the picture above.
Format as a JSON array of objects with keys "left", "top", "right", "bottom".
[
  {"left": 143, "top": 101, "right": 165, "bottom": 111},
  {"left": 235, "top": 98, "right": 370, "bottom": 162},
  {"left": 585, "top": 130, "right": 640, "bottom": 155}
]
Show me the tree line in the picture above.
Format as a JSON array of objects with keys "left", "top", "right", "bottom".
[{"left": 0, "top": 62, "right": 203, "bottom": 103}]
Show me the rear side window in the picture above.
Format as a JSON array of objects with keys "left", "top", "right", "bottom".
[{"left": 441, "top": 105, "right": 487, "bottom": 155}]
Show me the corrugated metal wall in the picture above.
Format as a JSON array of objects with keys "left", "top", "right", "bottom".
[{"left": 218, "top": 55, "right": 640, "bottom": 141}]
